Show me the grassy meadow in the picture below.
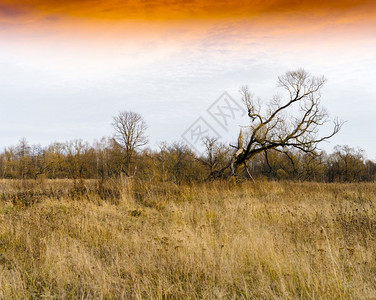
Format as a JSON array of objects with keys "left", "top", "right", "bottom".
[{"left": 0, "top": 178, "right": 375, "bottom": 299}]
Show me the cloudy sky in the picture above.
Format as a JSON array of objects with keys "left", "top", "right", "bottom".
[{"left": 1, "top": 0, "right": 375, "bottom": 157}]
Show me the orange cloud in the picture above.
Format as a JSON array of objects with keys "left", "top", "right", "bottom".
[
  {"left": 0, "top": 0, "right": 375, "bottom": 48},
  {"left": 1, "top": 0, "right": 376, "bottom": 21}
]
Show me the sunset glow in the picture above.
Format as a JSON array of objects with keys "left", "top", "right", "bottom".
[
  {"left": 2, "top": 0, "right": 376, "bottom": 20},
  {"left": 1, "top": 0, "right": 376, "bottom": 37}
]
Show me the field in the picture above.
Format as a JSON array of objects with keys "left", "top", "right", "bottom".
[{"left": 0, "top": 179, "right": 375, "bottom": 299}]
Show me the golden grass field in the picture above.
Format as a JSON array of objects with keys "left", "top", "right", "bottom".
[{"left": 0, "top": 179, "right": 375, "bottom": 299}]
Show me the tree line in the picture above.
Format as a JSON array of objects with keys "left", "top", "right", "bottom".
[{"left": 1, "top": 137, "right": 375, "bottom": 183}]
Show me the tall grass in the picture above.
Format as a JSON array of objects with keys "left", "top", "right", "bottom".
[{"left": 0, "top": 179, "right": 375, "bottom": 299}]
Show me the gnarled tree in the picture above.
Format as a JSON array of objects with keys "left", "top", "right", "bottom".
[{"left": 227, "top": 69, "right": 344, "bottom": 177}]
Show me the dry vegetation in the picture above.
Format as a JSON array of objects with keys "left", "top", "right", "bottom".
[{"left": 0, "top": 179, "right": 375, "bottom": 299}]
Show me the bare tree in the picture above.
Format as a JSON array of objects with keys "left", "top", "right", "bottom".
[
  {"left": 63, "top": 139, "right": 90, "bottom": 181},
  {"left": 226, "top": 69, "right": 344, "bottom": 177},
  {"left": 16, "top": 137, "right": 31, "bottom": 179},
  {"left": 197, "top": 136, "right": 231, "bottom": 179},
  {"left": 112, "top": 111, "right": 148, "bottom": 175},
  {"left": 328, "top": 145, "right": 367, "bottom": 182}
]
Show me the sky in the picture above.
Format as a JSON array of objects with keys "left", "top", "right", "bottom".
[{"left": 0, "top": 0, "right": 376, "bottom": 158}]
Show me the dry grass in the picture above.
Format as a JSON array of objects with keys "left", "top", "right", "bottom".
[{"left": 0, "top": 178, "right": 376, "bottom": 299}]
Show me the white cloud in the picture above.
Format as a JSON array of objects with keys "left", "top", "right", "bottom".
[{"left": 0, "top": 21, "right": 375, "bottom": 158}]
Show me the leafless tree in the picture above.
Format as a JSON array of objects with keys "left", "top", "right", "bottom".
[
  {"left": 63, "top": 139, "right": 90, "bottom": 181},
  {"left": 197, "top": 136, "right": 231, "bottom": 179},
  {"left": 227, "top": 69, "right": 344, "bottom": 177},
  {"left": 328, "top": 145, "right": 367, "bottom": 182},
  {"left": 200, "top": 137, "right": 220, "bottom": 174},
  {"left": 112, "top": 111, "right": 148, "bottom": 175},
  {"left": 16, "top": 137, "right": 31, "bottom": 179}
]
